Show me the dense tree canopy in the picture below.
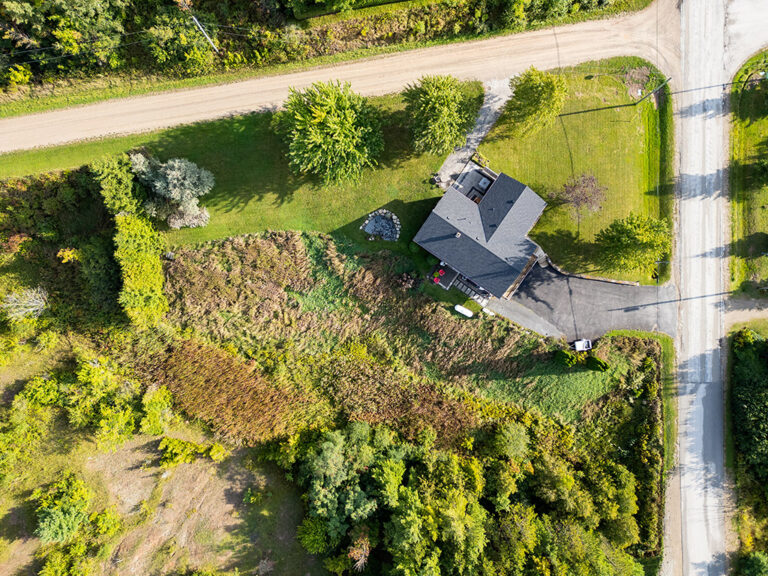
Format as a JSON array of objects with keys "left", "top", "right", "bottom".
[
  {"left": 272, "top": 418, "right": 645, "bottom": 576},
  {"left": 404, "top": 75, "right": 473, "bottom": 155},
  {"left": 595, "top": 213, "right": 671, "bottom": 271},
  {"left": 273, "top": 81, "right": 383, "bottom": 182},
  {"left": 505, "top": 67, "right": 568, "bottom": 136},
  {"left": 33, "top": 473, "right": 93, "bottom": 544}
]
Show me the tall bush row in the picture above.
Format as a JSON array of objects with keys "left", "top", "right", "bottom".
[{"left": 113, "top": 214, "right": 168, "bottom": 328}]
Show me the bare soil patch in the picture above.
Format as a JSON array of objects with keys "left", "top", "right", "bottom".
[
  {"left": 92, "top": 444, "right": 316, "bottom": 576},
  {"left": 625, "top": 66, "right": 651, "bottom": 98},
  {"left": 84, "top": 437, "right": 159, "bottom": 517}
]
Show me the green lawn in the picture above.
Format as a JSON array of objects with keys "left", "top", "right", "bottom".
[
  {"left": 730, "top": 51, "right": 768, "bottom": 294},
  {"left": 477, "top": 354, "right": 631, "bottom": 423},
  {"left": 0, "top": 86, "right": 483, "bottom": 257},
  {"left": 479, "top": 58, "right": 674, "bottom": 284}
]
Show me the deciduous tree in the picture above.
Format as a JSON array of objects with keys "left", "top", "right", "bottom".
[
  {"left": 404, "top": 75, "right": 472, "bottom": 155},
  {"left": 595, "top": 213, "right": 671, "bottom": 272},
  {"left": 506, "top": 67, "right": 568, "bottom": 136},
  {"left": 562, "top": 173, "right": 606, "bottom": 230},
  {"left": 273, "top": 81, "right": 383, "bottom": 182}
]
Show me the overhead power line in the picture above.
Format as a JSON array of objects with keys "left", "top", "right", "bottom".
[{"left": 1, "top": 29, "right": 154, "bottom": 58}]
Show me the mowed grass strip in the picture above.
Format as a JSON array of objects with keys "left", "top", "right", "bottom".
[
  {"left": 0, "top": 85, "right": 483, "bottom": 252},
  {"left": 730, "top": 51, "right": 768, "bottom": 294},
  {"left": 479, "top": 58, "right": 674, "bottom": 284}
]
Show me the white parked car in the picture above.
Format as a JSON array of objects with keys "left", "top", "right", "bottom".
[{"left": 572, "top": 339, "right": 592, "bottom": 352}]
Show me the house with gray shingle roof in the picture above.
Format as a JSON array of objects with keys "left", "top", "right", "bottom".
[{"left": 414, "top": 161, "right": 547, "bottom": 300}]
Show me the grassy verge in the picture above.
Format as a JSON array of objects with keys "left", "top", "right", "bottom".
[
  {"left": 730, "top": 51, "right": 768, "bottom": 295},
  {"left": 0, "top": 0, "right": 653, "bottom": 119},
  {"left": 607, "top": 329, "right": 676, "bottom": 474},
  {"left": 479, "top": 57, "right": 674, "bottom": 285}
]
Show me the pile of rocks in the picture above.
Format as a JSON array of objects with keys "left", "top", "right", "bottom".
[{"left": 360, "top": 209, "right": 401, "bottom": 242}]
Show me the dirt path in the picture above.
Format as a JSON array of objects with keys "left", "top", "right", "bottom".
[
  {"left": 0, "top": 0, "right": 680, "bottom": 153},
  {"left": 724, "top": 296, "right": 768, "bottom": 327}
]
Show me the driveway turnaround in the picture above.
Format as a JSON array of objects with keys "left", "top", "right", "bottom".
[{"left": 502, "top": 265, "right": 677, "bottom": 341}]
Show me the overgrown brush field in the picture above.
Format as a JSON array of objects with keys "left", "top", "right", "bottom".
[
  {"left": 108, "top": 231, "right": 668, "bottom": 570},
  {"left": 158, "top": 232, "right": 632, "bottom": 426}
]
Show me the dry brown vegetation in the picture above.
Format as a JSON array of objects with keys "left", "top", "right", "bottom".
[
  {"left": 147, "top": 339, "right": 331, "bottom": 444},
  {"left": 83, "top": 438, "right": 319, "bottom": 576},
  {"left": 157, "top": 232, "right": 545, "bottom": 444}
]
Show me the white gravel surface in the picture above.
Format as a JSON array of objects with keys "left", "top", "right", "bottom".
[{"left": 675, "top": 1, "right": 728, "bottom": 574}]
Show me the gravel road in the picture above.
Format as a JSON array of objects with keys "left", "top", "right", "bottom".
[
  {"left": 675, "top": 1, "right": 729, "bottom": 574},
  {"left": 0, "top": 0, "right": 679, "bottom": 153}
]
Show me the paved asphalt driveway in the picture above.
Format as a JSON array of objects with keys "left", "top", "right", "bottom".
[{"left": 499, "top": 265, "right": 677, "bottom": 341}]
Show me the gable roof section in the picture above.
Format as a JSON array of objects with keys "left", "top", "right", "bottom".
[{"left": 414, "top": 174, "right": 546, "bottom": 297}]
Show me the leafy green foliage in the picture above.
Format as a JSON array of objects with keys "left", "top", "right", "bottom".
[
  {"left": 89, "top": 506, "right": 122, "bottom": 538},
  {"left": 738, "top": 551, "right": 768, "bottom": 576},
  {"left": 21, "top": 375, "right": 61, "bottom": 406},
  {"left": 731, "top": 329, "right": 768, "bottom": 483},
  {"left": 404, "top": 75, "right": 473, "bottom": 154},
  {"left": 4, "top": 63, "right": 32, "bottom": 91},
  {"left": 0, "top": 394, "right": 55, "bottom": 485},
  {"left": 90, "top": 154, "right": 141, "bottom": 216},
  {"left": 505, "top": 67, "right": 568, "bottom": 136},
  {"left": 95, "top": 404, "right": 136, "bottom": 451},
  {"left": 274, "top": 81, "right": 383, "bottom": 182},
  {"left": 113, "top": 213, "right": 168, "bottom": 327},
  {"left": 143, "top": 8, "right": 218, "bottom": 76},
  {"left": 207, "top": 442, "right": 230, "bottom": 462},
  {"left": 1, "top": 0, "right": 128, "bottom": 75},
  {"left": 158, "top": 437, "right": 207, "bottom": 468},
  {"left": 62, "top": 354, "right": 139, "bottom": 431},
  {"left": 586, "top": 355, "right": 610, "bottom": 372},
  {"left": 33, "top": 473, "right": 93, "bottom": 543},
  {"left": 272, "top": 418, "right": 645, "bottom": 575},
  {"left": 555, "top": 348, "right": 577, "bottom": 367},
  {"left": 595, "top": 213, "right": 671, "bottom": 272},
  {"left": 139, "top": 386, "right": 174, "bottom": 435},
  {"left": 298, "top": 516, "right": 332, "bottom": 554}
]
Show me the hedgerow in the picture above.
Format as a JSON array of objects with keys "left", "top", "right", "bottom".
[
  {"left": 90, "top": 154, "right": 140, "bottom": 216},
  {"left": 113, "top": 213, "right": 168, "bottom": 328},
  {"left": 732, "top": 329, "right": 768, "bottom": 481}
]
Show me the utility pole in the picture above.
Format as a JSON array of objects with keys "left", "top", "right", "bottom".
[
  {"left": 636, "top": 77, "right": 671, "bottom": 105},
  {"left": 177, "top": 0, "right": 219, "bottom": 54}
]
